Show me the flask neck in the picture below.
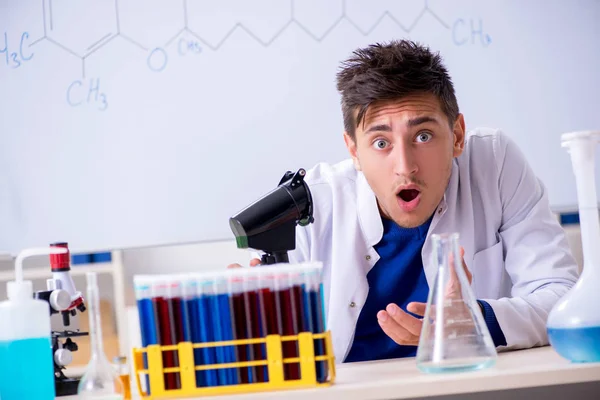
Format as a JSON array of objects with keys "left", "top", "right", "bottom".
[
  {"left": 87, "top": 279, "right": 106, "bottom": 360},
  {"left": 567, "top": 138, "right": 600, "bottom": 277},
  {"left": 578, "top": 207, "right": 600, "bottom": 279}
]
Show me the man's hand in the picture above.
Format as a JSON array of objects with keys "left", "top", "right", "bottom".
[
  {"left": 377, "top": 247, "right": 472, "bottom": 346},
  {"left": 444, "top": 246, "right": 472, "bottom": 300},
  {"left": 377, "top": 303, "right": 423, "bottom": 346},
  {"left": 226, "top": 258, "right": 261, "bottom": 268}
]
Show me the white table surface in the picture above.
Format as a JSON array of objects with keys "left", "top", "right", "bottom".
[{"left": 62, "top": 345, "right": 600, "bottom": 400}]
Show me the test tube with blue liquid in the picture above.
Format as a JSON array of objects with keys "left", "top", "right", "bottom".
[
  {"left": 194, "top": 274, "right": 219, "bottom": 387},
  {"left": 134, "top": 275, "right": 160, "bottom": 395},
  {"left": 211, "top": 273, "right": 238, "bottom": 385},
  {"left": 304, "top": 263, "right": 328, "bottom": 382},
  {"left": 181, "top": 275, "right": 205, "bottom": 387}
]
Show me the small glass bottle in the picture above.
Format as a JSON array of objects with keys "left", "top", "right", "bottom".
[
  {"left": 416, "top": 233, "right": 497, "bottom": 373},
  {"left": 113, "top": 356, "right": 131, "bottom": 399},
  {"left": 77, "top": 272, "right": 124, "bottom": 399}
]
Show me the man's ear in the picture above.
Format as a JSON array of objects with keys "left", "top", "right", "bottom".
[
  {"left": 452, "top": 114, "right": 466, "bottom": 157},
  {"left": 344, "top": 132, "right": 361, "bottom": 171}
]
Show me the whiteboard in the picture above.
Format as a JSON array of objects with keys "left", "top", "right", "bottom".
[{"left": 1, "top": 0, "right": 599, "bottom": 255}]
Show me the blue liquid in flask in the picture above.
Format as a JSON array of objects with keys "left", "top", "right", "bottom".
[
  {"left": 548, "top": 131, "right": 600, "bottom": 364},
  {"left": 548, "top": 326, "right": 600, "bottom": 363},
  {"left": 0, "top": 337, "right": 55, "bottom": 400}
]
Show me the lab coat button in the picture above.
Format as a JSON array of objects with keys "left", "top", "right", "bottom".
[
  {"left": 365, "top": 255, "right": 371, "bottom": 261},
  {"left": 349, "top": 302, "right": 356, "bottom": 308}
]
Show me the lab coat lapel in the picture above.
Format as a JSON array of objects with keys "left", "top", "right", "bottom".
[
  {"left": 327, "top": 171, "right": 384, "bottom": 361},
  {"left": 422, "top": 161, "right": 463, "bottom": 287}
]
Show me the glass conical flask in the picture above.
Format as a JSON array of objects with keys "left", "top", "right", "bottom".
[
  {"left": 547, "top": 131, "right": 600, "bottom": 362},
  {"left": 77, "top": 272, "right": 124, "bottom": 399},
  {"left": 416, "top": 233, "right": 497, "bottom": 373}
]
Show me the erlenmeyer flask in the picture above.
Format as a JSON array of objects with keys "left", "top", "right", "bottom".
[
  {"left": 547, "top": 131, "right": 600, "bottom": 362},
  {"left": 416, "top": 233, "right": 497, "bottom": 373},
  {"left": 77, "top": 272, "right": 124, "bottom": 399}
]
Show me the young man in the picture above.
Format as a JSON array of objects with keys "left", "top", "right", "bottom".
[{"left": 234, "top": 40, "right": 579, "bottom": 363}]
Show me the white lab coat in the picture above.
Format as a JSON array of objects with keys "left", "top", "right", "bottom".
[{"left": 285, "top": 128, "right": 580, "bottom": 362}]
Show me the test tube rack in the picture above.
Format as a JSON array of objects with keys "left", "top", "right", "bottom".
[{"left": 132, "top": 331, "right": 336, "bottom": 398}]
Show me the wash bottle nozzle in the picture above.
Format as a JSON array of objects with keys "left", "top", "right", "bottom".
[{"left": 8, "top": 247, "right": 68, "bottom": 301}]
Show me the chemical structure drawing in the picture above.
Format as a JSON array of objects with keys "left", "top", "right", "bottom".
[{"left": 2, "top": 0, "right": 492, "bottom": 111}]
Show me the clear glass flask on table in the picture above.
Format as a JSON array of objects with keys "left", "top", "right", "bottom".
[
  {"left": 416, "top": 233, "right": 497, "bottom": 373},
  {"left": 77, "top": 272, "right": 124, "bottom": 399}
]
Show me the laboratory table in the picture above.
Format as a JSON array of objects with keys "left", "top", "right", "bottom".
[{"left": 63, "top": 345, "right": 600, "bottom": 399}]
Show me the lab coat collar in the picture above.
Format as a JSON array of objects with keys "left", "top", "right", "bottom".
[
  {"left": 437, "top": 161, "right": 458, "bottom": 218},
  {"left": 356, "top": 172, "right": 384, "bottom": 249}
]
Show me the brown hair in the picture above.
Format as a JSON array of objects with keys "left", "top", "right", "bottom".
[{"left": 336, "top": 40, "right": 459, "bottom": 140}]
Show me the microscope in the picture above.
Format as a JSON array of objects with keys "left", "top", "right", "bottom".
[
  {"left": 34, "top": 242, "right": 88, "bottom": 396},
  {"left": 229, "top": 168, "right": 314, "bottom": 264}
]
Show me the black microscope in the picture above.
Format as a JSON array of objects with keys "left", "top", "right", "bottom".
[{"left": 229, "top": 168, "right": 314, "bottom": 264}]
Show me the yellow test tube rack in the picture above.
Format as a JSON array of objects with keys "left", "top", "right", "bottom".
[{"left": 132, "top": 331, "right": 336, "bottom": 399}]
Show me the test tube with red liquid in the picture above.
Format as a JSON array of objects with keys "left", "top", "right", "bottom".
[
  {"left": 273, "top": 267, "right": 300, "bottom": 380},
  {"left": 152, "top": 277, "right": 180, "bottom": 390},
  {"left": 229, "top": 271, "right": 252, "bottom": 383}
]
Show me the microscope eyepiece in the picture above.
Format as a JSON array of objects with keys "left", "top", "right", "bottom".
[{"left": 229, "top": 168, "right": 314, "bottom": 265}]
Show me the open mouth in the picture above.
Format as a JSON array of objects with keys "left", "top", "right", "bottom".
[
  {"left": 396, "top": 187, "right": 421, "bottom": 212},
  {"left": 398, "top": 189, "right": 420, "bottom": 202}
]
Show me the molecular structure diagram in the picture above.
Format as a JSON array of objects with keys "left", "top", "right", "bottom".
[{"left": 3, "top": 0, "right": 491, "bottom": 110}]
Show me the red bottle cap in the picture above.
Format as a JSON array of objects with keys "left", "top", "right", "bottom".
[{"left": 50, "top": 242, "right": 71, "bottom": 272}]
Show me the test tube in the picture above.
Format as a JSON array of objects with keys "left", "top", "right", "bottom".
[
  {"left": 229, "top": 269, "right": 252, "bottom": 383},
  {"left": 307, "top": 264, "right": 327, "bottom": 383},
  {"left": 274, "top": 266, "right": 300, "bottom": 380},
  {"left": 258, "top": 267, "right": 279, "bottom": 382},
  {"left": 134, "top": 275, "right": 159, "bottom": 395},
  {"left": 182, "top": 275, "right": 204, "bottom": 387},
  {"left": 299, "top": 269, "right": 314, "bottom": 337},
  {"left": 204, "top": 274, "right": 225, "bottom": 385},
  {"left": 243, "top": 268, "right": 265, "bottom": 383},
  {"left": 152, "top": 276, "right": 180, "bottom": 390},
  {"left": 258, "top": 268, "right": 278, "bottom": 337},
  {"left": 290, "top": 267, "right": 307, "bottom": 333},
  {"left": 196, "top": 273, "right": 218, "bottom": 387},
  {"left": 212, "top": 272, "right": 238, "bottom": 385},
  {"left": 245, "top": 268, "right": 272, "bottom": 382},
  {"left": 167, "top": 278, "right": 188, "bottom": 345}
]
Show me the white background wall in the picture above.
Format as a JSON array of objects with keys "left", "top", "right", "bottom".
[
  {"left": 0, "top": 239, "right": 253, "bottom": 306},
  {"left": 2, "top": 0, "right": 599, "bottom": 255}
]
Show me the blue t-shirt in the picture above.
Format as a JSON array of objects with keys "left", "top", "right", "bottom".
[
  {"left": 345, "top": 216, "right": 432, "bottom": 362},
  {"left": 345, "top": 216, "right": 506, "bottom": 363}
]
